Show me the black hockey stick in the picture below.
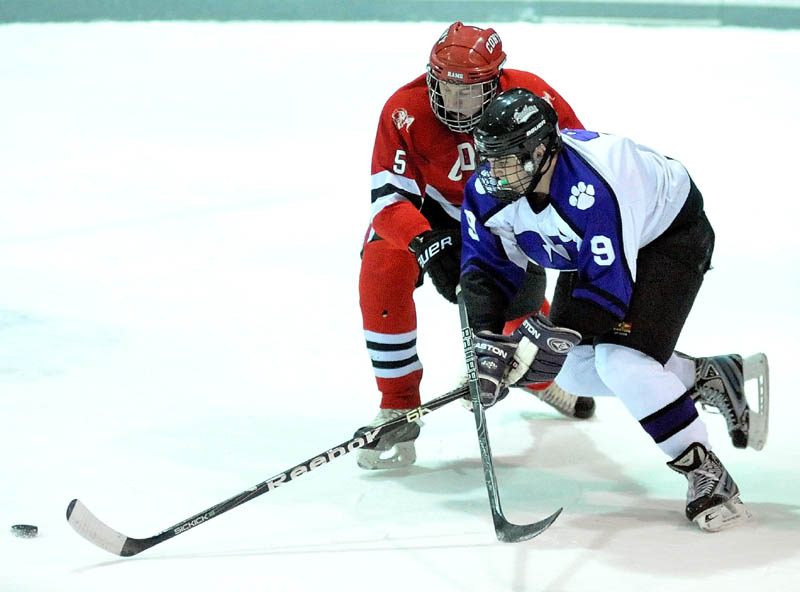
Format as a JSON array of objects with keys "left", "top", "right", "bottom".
[
  {"left": 457, "top": 289, "right": 562, "bottom": 542},
  {"left": 66, "top": 384, "right": 468, "bottom": 557}
]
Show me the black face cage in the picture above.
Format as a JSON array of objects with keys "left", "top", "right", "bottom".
[
  {"left": 477, "top": 133, "right": 563, "bottom": 203},
  {"left": 477, "top": 161, "right": 527, "bottom": 203},
  {"left": 426, "top": 68, "right": 499, "bottom": 133}
]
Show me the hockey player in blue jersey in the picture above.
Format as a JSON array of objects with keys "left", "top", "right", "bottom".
[{"left": 459, "top": 88, "right": 769, "bottom": 532}]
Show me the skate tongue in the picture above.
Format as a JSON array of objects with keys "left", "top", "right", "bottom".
[{"left": 667, "top": 443, "right": 707, "bottom": 474}]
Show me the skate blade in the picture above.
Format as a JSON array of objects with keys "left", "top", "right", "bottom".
[
  {"left": 356, "top": 442, "right": 416, "bottom": 470},
  {"left": 743, "top": 353, "right": 769, "bottom": 451},
  {"left": 694, "top": 496, "right": 752, "bottom": 532}
]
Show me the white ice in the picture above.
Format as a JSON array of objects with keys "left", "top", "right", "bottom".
[{"left": 1, "top": 20, "right": 799, "bottom": 592}]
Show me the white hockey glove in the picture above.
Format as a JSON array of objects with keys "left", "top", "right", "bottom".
[
  {"left": 506, "top": 314, "right": 582, "bottom": 386},
  {"left": 473, "top": 333, "right": 518, "bottom": 408}
]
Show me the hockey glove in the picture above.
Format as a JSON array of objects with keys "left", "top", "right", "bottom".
[
  {"left": 506, "top": 314, "right": 581, "bottom": 386},
  {"left": 473, "top": 333, "right": 518, "bottom": 408},
  {"left": 409, "top": 229, "right": 462, "bottom": 304}
]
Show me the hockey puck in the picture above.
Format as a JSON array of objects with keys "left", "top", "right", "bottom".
[{"left": 10, "top": 524, "right": 38, "bottom": 538}]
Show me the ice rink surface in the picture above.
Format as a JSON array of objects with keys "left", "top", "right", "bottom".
[{"left": 1, "top": 20, "right": 799, "bottom": 592}]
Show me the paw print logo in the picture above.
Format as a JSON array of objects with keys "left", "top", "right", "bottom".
[{"left": 569, "top": 182, "right": 595, "bottom": 210}]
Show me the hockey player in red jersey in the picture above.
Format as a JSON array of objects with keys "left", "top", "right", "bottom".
[{"left": 357, "top": 22, "right": 595, "bottom": 470}]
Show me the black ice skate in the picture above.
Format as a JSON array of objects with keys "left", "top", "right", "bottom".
[
  {"left": 463, "top": 378, "right": 596, "bottom": 418},
  {"left": 527, "top": 382, "right": 596, "bottom": 419},
  {"left": 355, "top": 408, "right": 421, "bottom": 470},
  {"left": 667, "top": 442, "right": 751, "bottom": 532},
  {"left": 685, "top": 353, "right": 769, "bottom": 450},
  {"left": 460, "top": 379, "right": 595, "bottom": 419}
]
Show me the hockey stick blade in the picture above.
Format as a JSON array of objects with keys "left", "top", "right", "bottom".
[
  {"left": 494, "top": 508, "right": 563, "bottom": 543},
  {"left": 457, "top": 288, "right": 562, "bottom": 543},
  {"left": 66, "top": 384, "right": 468, "bottom": 556},
  {"left": 472, "top": 388, "right": 562, "bottom": 543},
  {"left": 67, "top": 499, "right": 155, "bottom": 557}
]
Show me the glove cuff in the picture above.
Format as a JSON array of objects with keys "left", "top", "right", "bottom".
[{"left": 408, "top": 231, "right": 431, "bottom": 255}]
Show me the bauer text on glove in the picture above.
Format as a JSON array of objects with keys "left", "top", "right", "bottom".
[{"left": 409, "top": 229, "right": 462, "bottom": 304}]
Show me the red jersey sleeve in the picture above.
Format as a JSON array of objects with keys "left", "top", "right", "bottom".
[
  {"left": 369, "top": 83, "right": 432, "bottom": 250},
  {"left": 502, "top": 69, "right": 584, "bottom": 130}
]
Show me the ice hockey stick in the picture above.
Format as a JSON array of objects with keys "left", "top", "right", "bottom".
[
  {"left": 457, "top": 289, "right": 562, "bottom": 542},
  {"left": 66, "top": 384, "right": 468, "bottom": 556}
]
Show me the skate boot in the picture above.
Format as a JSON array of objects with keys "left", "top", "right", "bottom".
[
  {"left": 526, "top": 382, "right": 596, "bottom": 419},
  {"left": 461, "top": 378, "right": 596, "bottom": 419},
  {"left": 667, "top": 442, "right": 751, "bottom": 532},
  {"left": 687, "top": 353, "right": 769, "bottom": 450},
  {"left": 355, "top": 408, "right": 421, "bottom": 470}
]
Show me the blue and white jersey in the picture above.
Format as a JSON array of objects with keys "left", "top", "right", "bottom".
[{"left": 461, "top": 130, "right": 691, "bottom": 319}]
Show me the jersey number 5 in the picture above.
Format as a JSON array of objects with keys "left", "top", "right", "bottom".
[{"left": 393, "top": 150, "right": 407, "bottom": 174}]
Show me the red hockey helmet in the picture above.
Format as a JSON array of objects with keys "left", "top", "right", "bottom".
[{"left": 427, "top": 22, "right": 507, "bottom": 133}]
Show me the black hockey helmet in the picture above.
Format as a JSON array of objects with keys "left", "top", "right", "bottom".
[{"left": 473, "top": 88, "right": 562, "bottom": 201}]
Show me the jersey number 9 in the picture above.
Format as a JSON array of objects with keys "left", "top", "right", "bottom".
[{"left": 591, "top": 235, "right": 615, "bottom": 266}]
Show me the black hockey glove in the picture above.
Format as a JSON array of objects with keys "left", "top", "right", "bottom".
[
  {"left": 506, "top": 314, "right": 581, "bottom": 386},
  {"left": 473, "top": 332, "right": 518, "bottom": 408},
  {"left": 409, "top": 229, "right": 461, "bottom": 304}
]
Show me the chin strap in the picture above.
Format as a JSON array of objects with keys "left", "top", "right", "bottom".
[
  {"left": 520, "top": 136, "right": 561, "bottom": 199},
  {"left": 519, "top": 156, "right": 555, "bottom": 209}
]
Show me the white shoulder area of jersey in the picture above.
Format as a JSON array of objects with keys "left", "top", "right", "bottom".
[
  {"left": 480, "top": 198, "right": 518, "bottom": 230},
  {"left": 562, "top": 130, "right": 631, "bottom": 152},
  {"left": 371, "top": 169, "right": 421, "bottom": 195},
  {"left": 561, "top": 132, "right": 639, "bottom": 182}
]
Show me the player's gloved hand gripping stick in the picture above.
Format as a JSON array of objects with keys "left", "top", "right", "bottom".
[
  {"left": 472, "top": 313, "right": 582, "bottom": 407},
  {"left": 458, "top": 286, "right": 580, "bottom": 542}
]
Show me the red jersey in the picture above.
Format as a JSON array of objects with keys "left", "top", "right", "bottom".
[{"left": 368, "top": 69, "right": 583, "bottom": 251}]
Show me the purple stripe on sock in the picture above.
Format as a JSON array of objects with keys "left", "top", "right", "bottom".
[{"left": 639, "top": 392, "right": 699, "bottom": 444}]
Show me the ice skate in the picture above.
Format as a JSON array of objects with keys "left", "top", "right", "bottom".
[
  {"left": 525, "top": 382, "right": 596, "bottom": 419},
  {"left": 686, "top": 353, "right": 769, "bottom": 450},
  {"left": 356, "top": 408, "right": 421, "bottom": 470},
  {"left": 667, "top": 442, "right": 751, "bottom": 532},
  {"left": 460, "top": 375, "right": 595, "bottom": 419}
]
